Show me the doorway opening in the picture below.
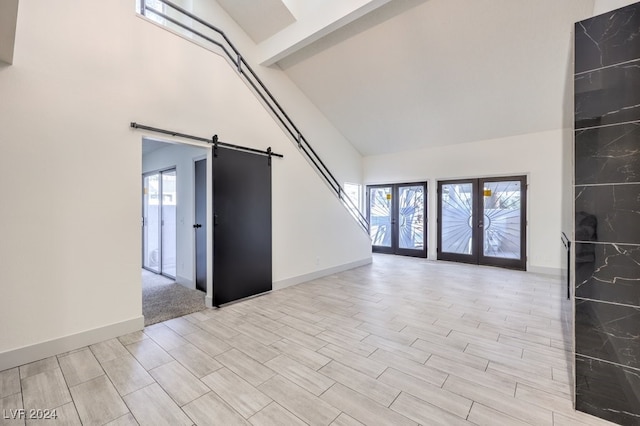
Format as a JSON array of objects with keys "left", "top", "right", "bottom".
[
  {"left": 367, "top": 182, "right": 427, "bottom": 258},
  {"left": 141, "top": 139, "right": 209, "bottom": 325},
  {"left": 437, "top": 176, "right": 527, "bottom": 270}
]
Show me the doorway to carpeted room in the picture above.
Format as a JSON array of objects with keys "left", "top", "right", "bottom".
[{"left": 141, "top": 269, "right": 206, "bottom": 326}]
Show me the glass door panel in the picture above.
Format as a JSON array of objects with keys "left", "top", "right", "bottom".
[
  {"left": 369, "top": 186, "right": 392, "bottom": 249},
  {"left": 438, "top": 176, "right": 526, "bottom": 270},
  {"left": 367, "top": 183, "right": 427, "bottom": 257},
  {"left": 161, "top": 170, "right": 177, "bottom": 278},
  {"left": 398, "top": 185, "right": 425, "bottom": 250},
  {"left": 440, "top": 182, "right": 474, "bottom": 256},
  {"left": 482, "top": 180, "right": 521, "bottom": 259},
  {"left": 143, "top": 174, "right": 160, "bottom": 273}
]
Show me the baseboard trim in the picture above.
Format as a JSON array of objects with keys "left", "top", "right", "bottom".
[
  {"left": 0, "top": 316, "right": 144, "bottom": 371},
  {"left": 205, "top": 296, "right": 213, "bottom": 308},
  {"left": 273, "top": 257, "right": 372, "bottom": 291},
  {"left": 529, "top": 265, "right": 562, "bottom": 276}
]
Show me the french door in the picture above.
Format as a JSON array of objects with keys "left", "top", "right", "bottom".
[
  {"left": 367, "top": 183, "right": 427, "bottom": 257},
  {"left": 142, "top": 169, "right": 177, "bottom": 278},
  {"left": 437, "top": 176, "right": 526, "bottom": 270}
]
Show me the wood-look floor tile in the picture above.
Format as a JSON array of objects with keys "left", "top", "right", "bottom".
[
  {"left": 0, "top": 368, "right": 20, "bottom": 399},
  {"left": 553, "top": 411, "right": 620, "bottom": 426},
  {"left": 21, "top": 369, "right": 71, "bottom": 410},
  {"left": 183, "top": 391, "right": 249, "bottom": 425},
  {"left": 125, "top": 339, "right": 173, "bottom": 371},
  {"left": 227, "top": 333, "right": 281, "bottom": 364},
  {"left": 90, "top": 338, "right": 130, "bottom": 364},
  {"left": 19, "top": 358, "right": 59, "bottom": 380},
  {"left": 149, "top": 361, "right": 210, "bottom": 407},
  {"left": 104, "top": 412, "right": 139, "bottom": 426},
  {"left": 197, "top": 318, "right": 239, "bottom": 340},
  {"left": 25, "top": 402, "right": 81, "bottom": 426},
  {"left": 201, "top": 368, "right": 271, "bottom": 419},
  {"left": 163, "top": 317, "right": 201, "bottom": 336},
  {"left": 514, "top": 382, "right": 574, "bottom": 415},
  {"left": 330, "top": 413, "right": 365, "bottom": 426},
  {"left": 0, "top": 393, "right": 24, "bottom": 425},
  {"left": 264, "top": 355, "right": 334, "bottom": 396},
  {"left": 124, "top": 383, "right": 192, "bottom": 426},
  {"left": 258, "top": 375, "right": 339, "bottom": 425},
  {"left": 248, "top": 401, "right": 305, "bottom": 426},
  {"left": 168, "top": 343, "right": 222, "bottom": 379},
  {"left": 379, "top": 368, "right": 471, "bottom": 419},
  {"left": 425, "top": 354, "right": 516, "bottom": 396},
  {"left": 369, "top": 349, "right": 448, "bottom": 387},
  {"left": 272, "top": 326, "right": 327, "bottom": 351},
  {"left": 278, "top": 315, "right": 325, "bottom": 336},
  {"left": 362, "top": 335, "right": 430, "bottom": 363},
  {"left": 319, "top": 361, "right": 399, "bottom": 407},
  {"left": 411, "top": 338, "right": 488, "bottom": 370},
  {"left": 269, "top": 339, "right": 330, "bottom": 371},
  {"left": 320, "top": 383, "right": 416, "bottom": 426},
  {"left": 58, "top": 348, "right": 104, "bottom": 387},
  {"left": 117, "top": 331, "right": 148, "bottom": 347},
  {"left": 215, "top": 349, "right": 275, "bottom": 387},
  {"left": 183, "top": 330, "right": 231, "bottom": 357},
  {"left": 443, "top": 375, "right": 553, "bottom": 425},
  {"left": 144, "top": 325, "right": 188, "bottom": 352},
  {"left": 69, "top": 375, "right": 128, "bottom": 426},
  {"left": 390, "top": 391, "right": 471, "bottom": 426},
  {"left": 317, "top": 331, "right": 376, "bottom": 357},
  {"left": 318, "top": 344, "right": 386, "bottom": 378},
  {"left": 101, "top": 353, "right": 155, "bottom": 396},
  {"left": 467, "top": 402, "right": 530, "bottom": 426}
]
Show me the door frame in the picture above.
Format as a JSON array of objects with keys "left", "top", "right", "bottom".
[
  {"left": 367, "top": 182, "right": 427, "bottom": 258},
  {"left": 437, "top": 176, "right": 527, "bottom": 270}
]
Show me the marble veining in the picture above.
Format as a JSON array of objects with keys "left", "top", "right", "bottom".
[
  {"left": 575, "top": 355, "right": 640, "bottom": 425},
  {"left": 576, "top": 243, "right": 640, "bottom": 306},
  {"left": 575, "top": 299, "right": 640, "bottom": 369},
  {"left": 575, "top": 122, "right": 640, "bottom": 185},
  {"left": 575, "top": 184, "right": 640, "bottom": 244},
  {"left": 575, "top": 60, "right": 640, "bottom": 129},
  {"left": 575, "top": 3, "right": 640, "bottom": 74}
]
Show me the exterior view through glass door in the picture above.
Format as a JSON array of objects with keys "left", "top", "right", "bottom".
[
  {"left": 367, "top": 183, "right": 426, "bottom": 257},
  {"left": 437, "top": 176, "right": 526, "bottom": 269},
  {"left": 142, "top": 168, "right": 177, "bottom": 278}
]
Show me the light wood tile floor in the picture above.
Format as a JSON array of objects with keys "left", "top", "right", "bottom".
[{"left": 0, "top": 255, "right": 619, "bottom": 425}]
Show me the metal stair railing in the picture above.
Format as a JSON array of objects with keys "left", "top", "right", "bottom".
[{"left": 140, "top": 0, "right": 369, "bottom": 232}]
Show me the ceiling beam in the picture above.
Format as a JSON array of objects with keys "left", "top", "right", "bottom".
[{"left": 0, "top": 0, "right": 19, "bottom": 65}]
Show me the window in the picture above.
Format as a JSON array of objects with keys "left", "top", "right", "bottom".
[
  {"left": 138, "top": 0, "right": 166, "bottom": 25},
  {"left": 344, "top": 182, "right": 363, "bottom": 214}
]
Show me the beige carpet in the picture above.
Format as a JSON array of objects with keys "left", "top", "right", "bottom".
[{"left": 142, "top": 270, "right": 206, "bottom": 326}]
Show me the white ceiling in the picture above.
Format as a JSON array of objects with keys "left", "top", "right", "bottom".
[{"left": 274, "top": 0, "right": 595, "bottom": 156}]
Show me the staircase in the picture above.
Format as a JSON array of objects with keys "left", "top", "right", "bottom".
[{"left": 139, "top": 0, "right": 369, "bottom": 232}]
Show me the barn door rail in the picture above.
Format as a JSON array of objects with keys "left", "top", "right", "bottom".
[{"left": 139, "top": 0, "right": 369, "bottom": 232}]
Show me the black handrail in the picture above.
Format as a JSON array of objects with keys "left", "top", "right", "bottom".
[{"left": 140, "top": 0, "right": 369, "bottom": 232}]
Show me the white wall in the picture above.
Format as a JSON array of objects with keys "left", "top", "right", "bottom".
[
  {"left": 0, "top": 0, "right": 370, "bottom": 370},
  {"left": 364, "top": 129, "right": 572, "bottom": 274},
  {"left": 593, "top": 0, "right": 637, "bottom": 14},
  {"left": 142, "top": 142, "right": 208, "bottom": 288}
]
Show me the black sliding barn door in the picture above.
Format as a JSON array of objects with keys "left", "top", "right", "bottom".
[{"left": 212, "top": 148, "right": 272, "bottom": 306}]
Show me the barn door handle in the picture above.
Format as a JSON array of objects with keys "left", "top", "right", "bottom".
[{"left": 193, "top": 224, "right": 202, "bottom": 229}]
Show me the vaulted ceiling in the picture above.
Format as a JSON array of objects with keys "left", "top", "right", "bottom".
[{"left": 223, "top": 0, "right": 596, "bottom": 156}]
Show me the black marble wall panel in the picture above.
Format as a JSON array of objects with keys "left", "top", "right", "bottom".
[
  {"left": 575, "top": 3, "right": 640, "bottom": 424},
  {"left": 575, "top": 355, "right": 640, "bottom": 425},
  {"left": 575, "top": 123, "right": 640, "bottom": 185},
  {"left": 575, "top": 299, "right": 640, "bottom": 368},
  {"left": 575, "top": 59, "right": 640, "bottom": 129},
  {"left": 576, "top": 243, "right": 640, "bottom": 306},
  {"left": 575, "top": 184, "right": 640, "bottom": 244},
  {"left": 575, "top": 3, "right": 640, "bottom": 74}
]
